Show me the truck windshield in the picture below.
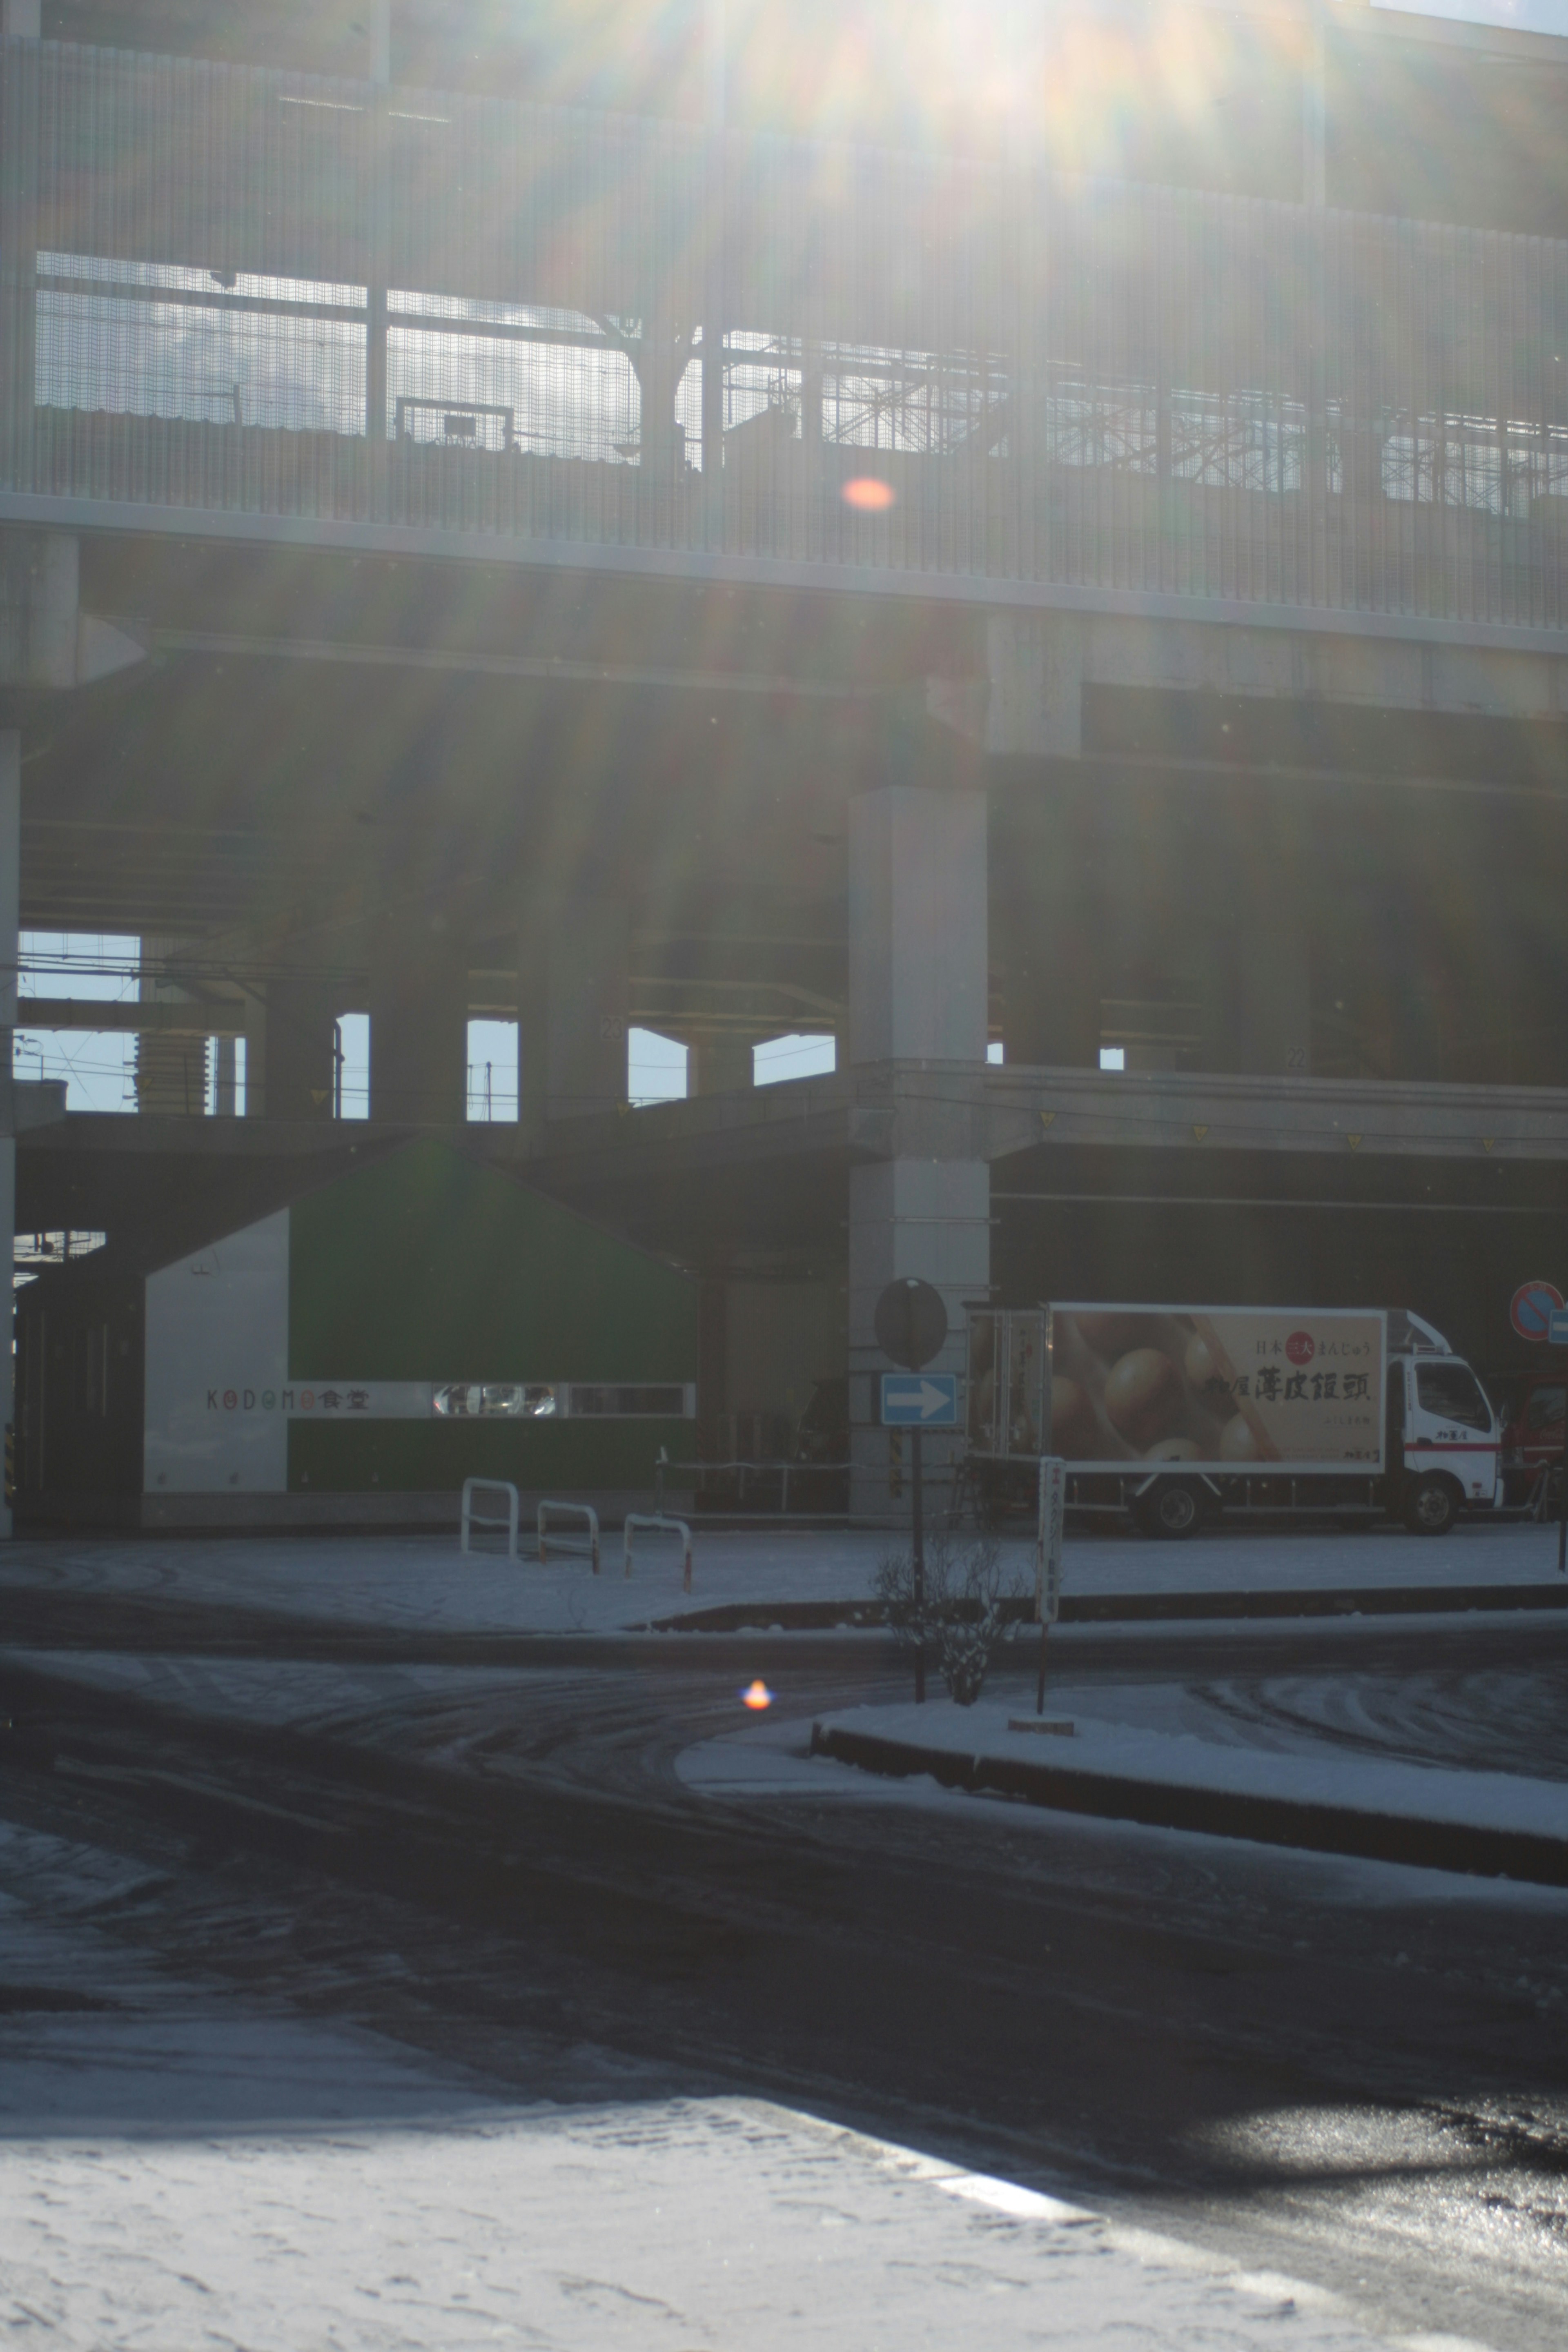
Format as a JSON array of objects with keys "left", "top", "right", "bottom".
[{"left": 1415, "top": 1363, "right": 1492, "bottom": 1432}]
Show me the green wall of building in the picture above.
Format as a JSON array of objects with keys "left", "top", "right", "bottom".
[
  {"left": 288, "top": 1140, "right": 697, "bottom": 1382},
  {"left": 287, "top": 1416, "right": 688, "bottom": 1494},
  {"left": 283, "top": 1140, "right": 696, "bottom": 1494}
]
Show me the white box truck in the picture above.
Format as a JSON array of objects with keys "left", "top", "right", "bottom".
[{"left": 966, "top": 1304, "right": 1500, "bottom": 1537}]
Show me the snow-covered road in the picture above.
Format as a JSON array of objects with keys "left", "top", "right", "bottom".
[
  {"left": 0, "top": 1818, "right": 1502, "bottom": 2352},
  {"left": 4, "top": 1541, "right": 1568, "bottom": 2350}
]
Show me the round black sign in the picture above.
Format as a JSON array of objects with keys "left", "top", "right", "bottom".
[{"left": 874, "top": 1277, "right": 949, "bottom": 1372}]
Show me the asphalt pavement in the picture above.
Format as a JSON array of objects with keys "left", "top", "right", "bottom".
[{"left": 2, "top": 1591, "right": 1567, "bottom": 2348}]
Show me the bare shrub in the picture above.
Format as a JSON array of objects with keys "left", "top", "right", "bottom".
[{"left": 874, "top": 1536, "right": 1027, "bottom": 1706}]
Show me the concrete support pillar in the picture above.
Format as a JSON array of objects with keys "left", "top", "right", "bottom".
[
  {"left": 848, "top": 1159, "right": 991, "bottom": 1521},
  {"left": 689, "top": 1034, "right": 753, "bottom": 1096},
  {"left": 1236, "top": 903, "right": 1312, "bottom": 1078},
  {"left": 369, "top": 921, "right": 468, "bottom": 1124},
  {"left": 996, "top": 819, "right": 1102, "bottom": 1069},
  {"left": 134, "top": 940, "right": 208, "bottom": 1117},
  {"left": 848, "top": 788, "right": 988, "bottom": 1065},
  {"left": 0, "top": 532, "right": 75, "bottom": 688},
  {"left": 535, "top": 898, "right": 628, "bottom": 1121},
  {"left": 1241, "top": 912, "right": 1316, "bottom": 1077},
  {"left": 0, "top": 730, "right": 16, "bottom": 1532},
  {"left": 0, "top": 528, "right": 144, "bottom": 689},
  {"left": 847, "top": 785, "right": 990, "bottom": 1519},
  {"left": 260, "top": 971, "right": 338, "bottom": 1121},
  {"left": 0, "top": 7, "right": 39, "bottom": 498},
  {"left": 1387, "top": 899, "right": 1440, "bottom": 1083},
  {"left": 1000, "top": 937, "right": 1101, "bottom": 1067}
]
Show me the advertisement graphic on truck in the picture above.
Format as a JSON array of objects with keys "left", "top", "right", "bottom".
[
  {"left": 966, "top": 1303, "right": 1500, "bottom": 1536},
  {"left": 1048, "top": 1306, "right": 1385, "bottom": 1473}
]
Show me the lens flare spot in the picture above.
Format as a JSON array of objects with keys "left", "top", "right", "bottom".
[
  {"left": 841, "top": 475, "right": 895, "bottom": 512},
  {"left": 741, "top": 1679, "right": 773, "bottom": 1711}
]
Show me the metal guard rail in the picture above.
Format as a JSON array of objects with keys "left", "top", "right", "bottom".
[
  {"left": 656, "top": 1456, "right": 851, "bottom": 1517},
  {"left": 4, "top": 38, "right": 1568, "bottom": 635}
]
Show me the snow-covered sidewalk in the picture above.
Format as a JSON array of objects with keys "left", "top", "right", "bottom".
[
  {"left": 0, "top": 1820, "right": 1476, "bottom": 2352},
  {"left": 808, "top": 1697, "right": 1568, "bottom": 1846},
  {"left": 0, "top": 1517, "right": 1564, "bottom": 1639}
]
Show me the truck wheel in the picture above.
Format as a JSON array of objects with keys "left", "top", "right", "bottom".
[
  {"left": 1136, "top": 1479, "right": 1204, "bottom": 1539},
  {"left": 1404, "top": 1473, "right": 1459, "bottom": 1537}
]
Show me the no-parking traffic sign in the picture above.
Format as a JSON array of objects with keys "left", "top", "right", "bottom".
[{"left": 1511, "top": 1281, "right": 1564, "bottom": 1342}]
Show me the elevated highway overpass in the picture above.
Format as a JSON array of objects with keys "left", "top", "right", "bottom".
[{"left": 3, "top": 0, "right": 1568, "bottom": 1520}]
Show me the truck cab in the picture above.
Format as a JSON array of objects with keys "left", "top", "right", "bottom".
[{"left": 1386, "top": 1331, "right": 1501, "bottom": 1533}]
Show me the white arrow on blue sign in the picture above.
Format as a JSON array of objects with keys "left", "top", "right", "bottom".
[
  {"left": 881, "top": 1372, "right": 959, "bottom": 1427},
  {"left": 1550, "top": 1308, "right": 1568, "bottom": 1347}
]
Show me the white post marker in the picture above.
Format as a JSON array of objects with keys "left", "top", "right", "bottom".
[
  {"left": 1013, "top": 1457, "right": 1071, "bottom": 1734},
  {"left": 537, "top": 1500, "right": 601, "bottom": 1575},
  {"left": 1036, "top": 1454, "right": 1066, "bottom": 1626},
  {"left": 623, "top": 1512, "right": 693, "bottom": 1593},
  {"left": 461, "top": 1476, "right": 519, "bottom": 1560}
]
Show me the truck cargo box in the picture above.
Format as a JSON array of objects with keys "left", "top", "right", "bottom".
[{"left": 968, "top": 1304, "right": 1386, "bottom": 1475}]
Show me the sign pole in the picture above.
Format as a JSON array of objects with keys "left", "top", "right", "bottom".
[
  {"left": 873, "top": 1277, "right": 950, "bottom": 1710},
  {"left": 1034, "top": 1459, "right": 1065, "bottom": 1715},
  {"left": 1035, "top": 1307, "right": 1055, "bottom": 1715},
  {"left": 1539, "top": 1305, "right": 1568, "bottom": 1571},
  {"left": 911, "top": 1421, "right": 926, "bottom": 1703},
  {"left": 1035, "top": 1451, "right": 1049, "bottom": 1716}
]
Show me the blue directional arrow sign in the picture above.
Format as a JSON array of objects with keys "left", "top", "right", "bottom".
[
  {"left": 881, "top": 1372, "right": 959, "bottom": 1427},
  {"left": 1550, "top": 1308, "right": 1568, "bottom": 1347}
]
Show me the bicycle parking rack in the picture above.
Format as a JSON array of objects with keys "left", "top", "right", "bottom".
[
  {"left": 537, "top": 1499, "right": 601, "bottom": 1575},
  {"left": 461, "top": 1476, "right": 519, "bottom": 1560},
  {"left": 623, "top": 1512, "right": 693, "bottom": 1592}
]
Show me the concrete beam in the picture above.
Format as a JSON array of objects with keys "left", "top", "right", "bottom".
[
  {"left": 17, "top": 490, "right": 1568, "bottom": 662},
  {"left": 1082, "top": 612, "right": 1568, "bottom": 722},
  {"left": 984, "top": 607, "right": 1568, "bottom": 757},
  {"left": 985, "top": 612, "right": 1086, "bottom": 758},
  {"left": 980, "top": 1063, "right": 1568, "bottom": 1166},
  {"left": 151, "top": 629, "right": 866, "bottom": 705},
  {"left": 19, "top": 997, "right": 246, "bottom": 1036},
  {"left": 514, "top": 1059, "right": 1568, "bottom": 1194}
]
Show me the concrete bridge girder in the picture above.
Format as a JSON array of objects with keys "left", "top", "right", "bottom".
[{"left": 981, "top": 608, "right": 1568, "bottom": 763}]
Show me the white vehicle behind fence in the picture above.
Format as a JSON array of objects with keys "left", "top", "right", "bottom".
[{"left": 966, "top": 1304, "right": 1500, "bottom": 1538}]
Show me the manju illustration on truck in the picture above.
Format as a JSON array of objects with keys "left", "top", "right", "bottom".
[{"left": 965, "top": 1304, "right": 1500, "bottom": 1537}]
